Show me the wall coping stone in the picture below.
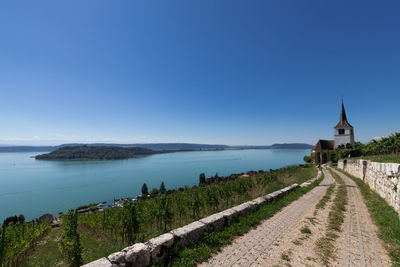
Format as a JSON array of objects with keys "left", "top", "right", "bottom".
[
  {"left": 145, "top": 233, "right": 174, "bottom": 264},
  {"left": 82, "top": 257, "right": 112, "bottom": 267},
  {"left": 124, "top": 243, "right": 150, "bottom": 266},
  {"left": 199, "top": 212, "right": 226, "bottom": 232},
  {"left": 108, "top": 251, "right": 126, "bottom": 265},
  {"left": 170, "top": 221, "right": 207, "bottom": 248}
]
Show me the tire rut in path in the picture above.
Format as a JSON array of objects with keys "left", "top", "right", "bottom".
[{"left": 199, "top": 173, "right": 333, "bottom": 267}]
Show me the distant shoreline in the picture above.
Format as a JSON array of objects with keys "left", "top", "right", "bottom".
[
  {"left": 0, "top": 142, "right": 313, "bottom": 153},
  {"left": 34, "top": 145, "right": 313, "bottom": 161}
]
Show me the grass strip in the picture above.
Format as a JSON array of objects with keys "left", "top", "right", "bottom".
[
  {"left": 163, "top": 173, "right": 324, "bottom": 267},
  {"left": 315, "top": 169, "right": 347, "bottom": 266},
  {"left": 314, "top": 181, "right": 335, "bottom": 216},
  {"left": 350, "top": 153, "right": 400, "bottom": 164},
  {"left": 336, "top": 168, "right": 400, "bottom": 265}
]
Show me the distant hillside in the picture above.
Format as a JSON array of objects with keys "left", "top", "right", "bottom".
[
  {"left": 1, "top": 142, "right": 312, "bottom": 153},
  {"left": 35, "top": 146, "right": 159, "bottom": 160},
  {"left": 0, "top": 146, "right": 56, "bottom": 152},
  {"left": 231, "top": 143, "right": 312, "bottom": 149}
]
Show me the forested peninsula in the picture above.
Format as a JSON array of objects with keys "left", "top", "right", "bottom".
[{"left": 35, "top": 146, "right": 164, "bottom": 160}]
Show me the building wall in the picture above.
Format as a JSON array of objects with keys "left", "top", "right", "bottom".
[
  {"left": 311, "top": 150, "right": 330, "bottom": 164},
  {"left": 338, "top": 159, "right": 400, "bottom": 214},
  {"left": 334, "top": 127, "right": 355, "bottom": 148}
]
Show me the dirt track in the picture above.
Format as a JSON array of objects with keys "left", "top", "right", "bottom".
[{"left": 199, "top": 167, "right": 391, "bottom": 267}]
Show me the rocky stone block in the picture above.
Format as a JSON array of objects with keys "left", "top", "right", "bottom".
[
  {"left": 290, "top": 183, "right": 299, "bottom": 191},
  {"left": 300, "top": 182, "right": 310, "bottom": 187},
  {"left": 146, "top": 233, "right": 174, "bottom": 264},
  {"left": 171, "top": 221, "right": 207, "bottom": 248},
  {"left": 280, "top": 187, "right": 290, "bottom": 195},
  {"left": 82, "top": 257, "right": 113, "bottom": 267},
  {"left": 108, "top": 251, "right": 126, "bottom": 265},
  {"left": 263, "top": 194, "right": 273, "bottom": 203},
  {"left": 268, "top": 191, "right": 280, "bottom": 201},
  {"left": 219, "top": 207, "right": 238, "bottom": 222},
  {"left": 252, "top": 196, "right": 267, "bottom": 206},
  {"left": 244, "top": 200, "right": 259, "bottom": 212},
  {"left": 200, "top": 213, "right": 226, "bottom": 233},
  {"left": 124, "top": 243, "right": 150, "bottom": 267},
  {"left": 232, "top": 202, "right": 253, "bottom": 216}
]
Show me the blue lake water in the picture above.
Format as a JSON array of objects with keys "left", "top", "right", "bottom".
[{"left": 0, "top": 149, "right": 310, "bottom": 222}]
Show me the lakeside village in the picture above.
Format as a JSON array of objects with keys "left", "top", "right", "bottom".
[{"left": 39, "top": 169, "right": 266, "bottom": 227}]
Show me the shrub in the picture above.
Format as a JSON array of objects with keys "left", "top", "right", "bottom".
[{"left": 303, "top": 155, "right": 311, "bottom": 163}]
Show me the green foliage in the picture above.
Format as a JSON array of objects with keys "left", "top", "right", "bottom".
[
  {"left": 303, "top": 155, "right": 311, "bottom": 163},
  {"left": 141, "top": 183, "right": 149, "bottom": 196},
  {"left": 159, "top": 181, "right": 167, "bottom": 195},
  {"left": 35, "top": 145, "right": 157, "bottom": 160},
  {"left": 337, "top": 132, "right": 400, "bottom": 161},
  {"left": 362, "top": 132, "right": 400, "bottom": 155},
  {"left": 329, "top": 150, "right": 339, "bottom": 163},
  {"left": 122, "top": 201, "right": 139, "bottom": 243},
  {"left": 150, "top": 187, "right": 159, "bottom": 196},
  {"left": 0, "top": 226, "right": 6, "bottom": 266},
  {"left": 199, "top": 173, "right": 206, "bottom": 185},
  {"left": 3, "top": 214, "right": 25, "bottom": 227},
  {"left": 0, "top": 218, "right": 50, "bottom": 266},
  {"left": 60, "top": 209, "right": 83, "bottom": 267}
]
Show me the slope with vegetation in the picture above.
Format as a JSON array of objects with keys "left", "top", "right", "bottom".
[
  {"left": 35, "top": 145, "right": 159, "bottom": 160},
  {"left": 20, "top": 164, "right": 316, "bottom": 266},
  {"left": 329, "top": 132, "right": 400, "bottom": 163}
]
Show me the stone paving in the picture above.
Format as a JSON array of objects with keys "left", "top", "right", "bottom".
[{"left": 200, "top": 172, "right": 333, "bottom": 266}]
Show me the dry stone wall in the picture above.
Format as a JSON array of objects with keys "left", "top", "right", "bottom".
[
  {"left": 82, "top": 170, "right": 322, "bottom": 267},
  {"left": 338, "top": 159, "right": 400, "bottom": 214}
]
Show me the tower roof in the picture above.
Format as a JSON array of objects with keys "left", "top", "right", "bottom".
[{"left": 335, "top": 99, "right": 353, "bottom": 128}]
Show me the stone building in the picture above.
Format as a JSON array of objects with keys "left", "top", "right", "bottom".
[
  {"left": 311, "top": 100, "right": 355, "bottom": 164},
  {"left": 311, "top": 140, "right": 335, "bottom": 164}
]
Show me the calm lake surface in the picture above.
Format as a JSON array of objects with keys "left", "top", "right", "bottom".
[{"left": 0, "top": 149, "right": 310, "bottom": 222}]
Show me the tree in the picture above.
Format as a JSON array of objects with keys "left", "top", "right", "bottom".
[
  {"left": 199, "top": 173, "right": 206, "bottom": 185},
  {"left": 141, "top": 183, "right": 149, "bottom": 196},
  {"left": 150, "top": 188, "right": 159, "bottom": 196},
  {"left": 303, "top": 155, "right": 311, "bottom": 163},
  {"left": 329, "top": 151, "right": 339, "bottom": 163},
  {"left": 159, "top": 181, "right": 166, "bottom": 195}
]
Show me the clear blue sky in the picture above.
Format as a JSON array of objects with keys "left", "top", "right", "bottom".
[{"left": 0, "top": 1, "right": 399, "bottom": 146}]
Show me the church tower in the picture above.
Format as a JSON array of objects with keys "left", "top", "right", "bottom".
[{"left": 334, "top": 99, "right": 355, "bottom": 148}]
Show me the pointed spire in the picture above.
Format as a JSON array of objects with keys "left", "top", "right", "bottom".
[
  {"left": 340, "top": 98, "right": 348, "bottom": 124},
  {"left": 335, "top": 98, "right": 352, "bottom": 128}
]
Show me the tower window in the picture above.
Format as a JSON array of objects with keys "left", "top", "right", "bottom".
[{"left": 338, "top": 129, "right": 345, "bottom": 135}]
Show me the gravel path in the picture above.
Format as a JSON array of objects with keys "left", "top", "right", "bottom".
[
  {"left": 331, "top": 168, "right": 391, "bottom": 267},
  {"left": 199, "top": 171, "right": 333, "bottom": 267},
  {"left": 199, "top": 168, "right": 392, "bottom": 267}
]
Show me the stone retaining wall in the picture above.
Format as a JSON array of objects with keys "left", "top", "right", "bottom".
[
  {"left": 82, "top": 170, "right": 322, "bottom": 267},
  {"left": 338, "top": 159, "right": 400, "bottom": 214}
]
